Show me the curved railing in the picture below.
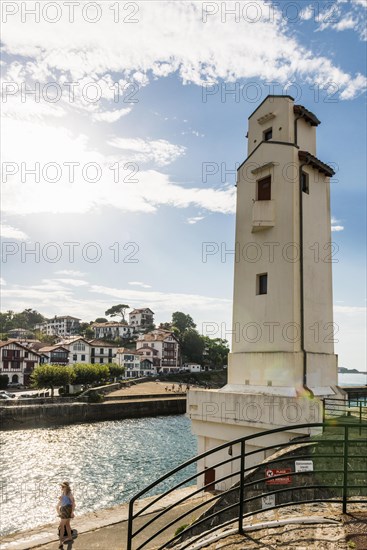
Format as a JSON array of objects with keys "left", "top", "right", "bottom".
[{"left": 127, "top": 419, "right": 366, "bottom": 550}]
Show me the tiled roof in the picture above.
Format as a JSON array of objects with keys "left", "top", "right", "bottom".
[
  {"left": 129, "top": 308, "right": 154, "bottom": 315},
  {"left": 88, "top": 339, "right": 119, "bottom": 347},
  {"left": 38, "top": 345, "right": 69, "bottom": 353},
  {"left": 137, "top": 329, "right": 177, "bottom": 342},
  {"left": 294, "top": 105, "right": 320, "bottom": 127},
  {"left": 92, "top": 322, "right": 128, "bottom": 327},
  {"left": 0, "top": 340, "right": 42, "bottom": 356},
  {"left": 298, "top": 151, "right": 335, "bottom": 177}
]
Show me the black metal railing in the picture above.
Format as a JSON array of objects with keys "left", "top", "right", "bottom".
[
  {"left": 323, "top": 398, "right": 367, "bottom": 431},
  {"left": 127, "top": 420, "right": 366, "bottom": 550}
]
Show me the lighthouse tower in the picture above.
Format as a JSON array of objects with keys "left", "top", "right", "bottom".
[{"left": 188, "top": 95, "right": 342, "bottom": 487}]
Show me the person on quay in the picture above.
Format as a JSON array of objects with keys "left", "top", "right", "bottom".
[{"left": 56, "top": 481, "right": 75, "bottom": 548}]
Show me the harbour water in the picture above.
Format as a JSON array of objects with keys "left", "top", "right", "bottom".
[
  {"left": 1, "top": 373, "right": 365, "bottom": 537},
  {"left": 0, "top": 415, "right": 197, "bottom": 536}
]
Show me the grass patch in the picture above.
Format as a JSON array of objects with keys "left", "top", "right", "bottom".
[{"left": 310, "top": 416, "right": 367, "bottom": 498}]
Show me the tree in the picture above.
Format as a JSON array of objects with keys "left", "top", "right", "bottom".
[
  {"left": 158, "top": 322, "right": 172, "bottom": 330},
  {"left": 0, "top": 374, "right": 9, "bottom": 390},
  {"left": 203, "top": 337, "right": 229, "bottom": 369},
  {"left": 107, "top": 363, "right": 125, "bottom": 379},
  {"left": 95, "top": 317, "right": 108, "bottom": 323},
  {"left": 31, "top": 364, "right": 75, "bottom": 397},
  {"left": 105, "top": 304, "right": 130, "bottom": 322},
  {"left": 181, "top": 329, "right": 205, "bottom": 364},
  {"left": 79, "top": 322, "right": 94, "bottom": 339},
  {"left": 171, "top": 311, "right": 196, "bottom": 344},
  {"left": 73, "top": 364, "right": 100, "bottom": 385}
]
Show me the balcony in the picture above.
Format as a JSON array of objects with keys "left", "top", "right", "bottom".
[{"left": 252, "top": 200, "right": 275, "bottom": 232}]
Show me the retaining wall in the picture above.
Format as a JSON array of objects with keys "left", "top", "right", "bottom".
[{"left": 0, "top": 398, "right": 186, "bottom": 430}]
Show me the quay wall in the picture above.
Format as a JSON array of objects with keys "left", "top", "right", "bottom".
[{"left": 0, "top": 398, "right": 186, "bottom": 430}]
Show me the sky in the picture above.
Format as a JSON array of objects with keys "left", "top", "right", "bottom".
[{"left": 0, "top": 0, "right": 366, "bottom": 372}]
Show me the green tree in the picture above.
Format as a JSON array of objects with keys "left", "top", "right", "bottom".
[
  {"left": 0, "top": 374, "right": 9, "bottom": 390},
  {"left": 79, "top": 322, "right": 94, "bottom": 339},
  {"left": 73, "top": 363, "right": 99, "bottom": 385},
  {"left": 159, "top": 322, "right": 172, "bottom": 330},
  {"left": 105, "top": 304, "right": 130, "bottom": 322},
  {"left": 31, "top": 364, "right": 75, "bottom": 397},
  {"left": 172, "top": 312, "right": 196, "bottom": 337},
  {"left": 95, "top": 317, "right": 108, "bottom": 323},
  {"left": 107, "top": 363, "right": 125, "bottom": 379},
  {"left": 95, "top": 364, "right": 110, "bottom": 384},
  {"left": 181, "top": 329, "right": 205, "bottom": 364},
  {"left": 203, "top": 337, "right": 229, "bottom": 369}
]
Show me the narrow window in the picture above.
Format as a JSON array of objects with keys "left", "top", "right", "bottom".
[
  {"left": 263, "top": 128, "right": 272, "bottom": 141},
  {"left": 257, "top": 176, "right": 271, "bottom": 201},
  {"left": 301, "top": 171, "right": 309, "bottom": 194},
  {"left": 257, "top": 273, "right": 268, "bottom": 295}
]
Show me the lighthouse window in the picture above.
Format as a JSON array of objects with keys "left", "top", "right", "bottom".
[
  {"left": 264, "top": 128, "right": 272, "bottom": 141},
  {"left": 257, "top": 176, "right": 271, "bottom": 201},
  {"left": 301, "top": 171, "right": 309, "bottom": 194},
  {"left": 257, "top": 273, "right": 268, "bottom": 295}
]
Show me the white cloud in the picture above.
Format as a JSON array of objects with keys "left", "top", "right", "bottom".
[
  {"left": 333, "top": 16, "right": 358, "bottom": 31},
  {"left": 54, "top": 278, "right": 88, "bottom": 287},
  {"left": 0, "top": 278, "right": 6, "bottom": 286},
  {"left": 107, "top": 137, "right": 186, "bottom": 167},
  {"left": 331, "top": 217, "right": 344, "bottom": 232},
  {"left": 0, "top": 223, "right": 29, "bottom": 240},
  {"left": 299, "top": 6, "right": 314, "bottom": 20},
  {"left": 128, "top": 281, "right": 152, "bottom": 289},
  {"left": 187, "top": 216, "right": 205, "bottom": 224},
  {"left": 314, "top": 1, "right": 366, "bottom": 40},
  {"left": 1, "top": 1, "right": 366, "bottom": 100},
  {"left": 55, "top": 270, "right": 86, "bottom": 277},
  {"left": 1, "top": 117, "right": 235, "bottom": 215},
  {"left": 92, "top": 108, "right": 132, "bottom": 123}
]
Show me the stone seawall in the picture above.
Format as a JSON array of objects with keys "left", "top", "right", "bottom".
[{"left": 0, "top": 398, "right": 186, "bottom": 430}]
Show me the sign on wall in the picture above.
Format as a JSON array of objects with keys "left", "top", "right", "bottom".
[
  {"left": 295, "top": 460, "right": 314, "bottom": 473},
  {"left": 265, "top": 468, "right": 292, "bottom": 484},
  {"left": 262, "top": 494, "right": 276, "bottom": 509}
]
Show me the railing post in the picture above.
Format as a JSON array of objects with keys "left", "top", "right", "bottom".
[
  {"left": 359, "top": 404, "right": 362, "bottom": 436},
  {"left": 342, "top": 425, "right": 349, "bottom": 514},
  {"left": 238, "top": 440, "right": 245, "bottom": 534},
  {"left": 127, "top": 499, "right": 134, "bottom": 550}
]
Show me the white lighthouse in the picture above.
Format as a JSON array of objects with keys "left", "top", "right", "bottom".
[{"left": 188, "top": 95, "right": 342, "bottom": 488}]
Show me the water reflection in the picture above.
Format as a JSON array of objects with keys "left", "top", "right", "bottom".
[{"left": 0, "top": 415, "right": 197, "bottom": 535}]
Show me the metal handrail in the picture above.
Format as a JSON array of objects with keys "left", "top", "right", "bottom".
[{"left": 127, "top": 420, "right": 366, "bottom": 550}]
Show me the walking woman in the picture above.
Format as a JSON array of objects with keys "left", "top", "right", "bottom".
[{"left": 56, "top": 481, "right": 75, "bottom": 548}]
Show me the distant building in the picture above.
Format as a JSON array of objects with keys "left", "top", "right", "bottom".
[
  {"left": 136, "top": 329, "right": 180, "bottom": 373},
  {"left": 182, "top": 363, "right": 202, "bottom": 373},
  {"left": 7, "top": 328, "right": 35, "bottom": 339},
  {"left": 38, "top": 345, "right": 69, "bottom": 365},
  {"left": 116, "top": 348, "right": 153, "bottom": 378},
  {"left": 88, "top": 339, "right": 119, "bottom": 364},
  {"left": 59, "top": 337, "right": 91, "bottom": 363},
  {"left": 129, "top": 308, "right": 154, "bottom": 331},
  {"left": 0, "top": 340, "right": 42, "bottom": 386},
  {"left": 91, "top": 322, "right": 133, "bottom": 340},
  {"left": 35, "top": 316, "right": 81, "bottom": 337}
]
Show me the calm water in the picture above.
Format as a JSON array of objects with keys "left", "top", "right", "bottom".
[
  {"left": 338, "top": 372, "right": 367, "bottom": 386},
  {"left": 0, "top": 415, "right": 197, "bottom": 536}
]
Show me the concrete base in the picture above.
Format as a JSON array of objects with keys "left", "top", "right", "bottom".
[
  {"left": 228, "top": 351, "right": 338, "bottom": 390},
  {"left": 187, "top": 385, "right": 344, "bottom": 491}
]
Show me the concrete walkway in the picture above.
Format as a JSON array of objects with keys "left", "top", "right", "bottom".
[
  {"left": 0, "top": 488, "right": 211, "bottom": 550},
  {"left": 2, "top": 495, "right": 366, "bottom": 550}
]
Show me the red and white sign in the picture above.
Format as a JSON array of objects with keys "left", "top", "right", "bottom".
[{"left": 265, "top": 468, "right": 292, "bottom": 484}]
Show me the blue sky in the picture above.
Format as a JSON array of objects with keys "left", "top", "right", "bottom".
[{"left": 0, "top": 0, "right": 366, "bottom": 371}]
